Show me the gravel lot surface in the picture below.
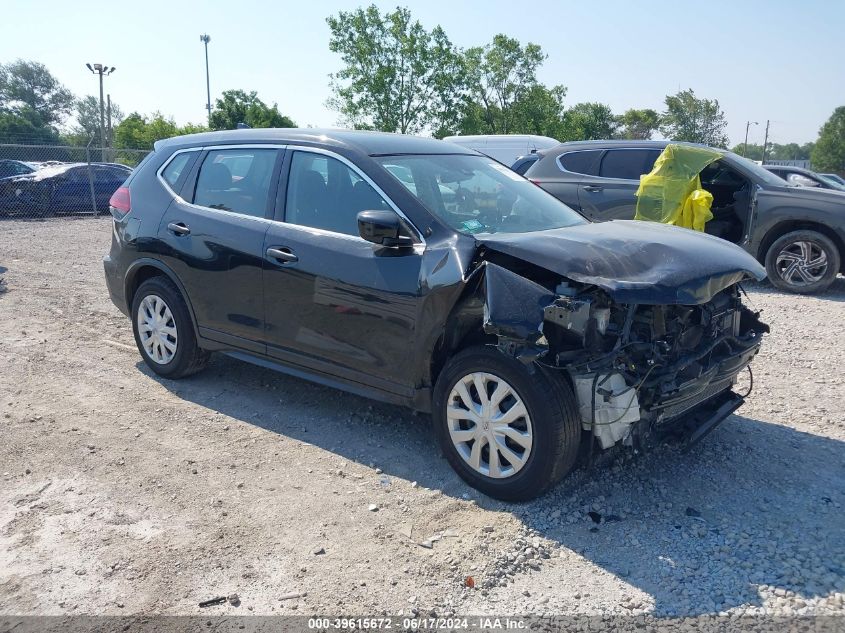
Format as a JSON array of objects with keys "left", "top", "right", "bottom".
[{"left": 0, "top": 218, "right": 843, "bottom": 618}]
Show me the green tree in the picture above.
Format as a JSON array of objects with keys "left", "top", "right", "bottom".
[
  {"left": 559, "top": 102, "right": 617, "bottom": 141},
  {"left": 0, "top": 107, "right": 60, "bottom": 143},
  {"left": 178, "top": 122, "right": 208, "bottom": 136},
  {"left": 508, "top": 84, "right": 567, "bottom": 138},
  {"left": 461, "top": 34, "right": 547, "bottom": 134},
  {"left": 660, "top": 89, "right": 729, "bottom": 147},
  {"left": 209, "top": 89, "right": 295, "bottom": 130},
  {"left": 617, "top": 108, "right": 660, "bottom": 140},
  {"left": 326, "top": 5, "right": 462, "bottom": 134},
  {"left": 811, "top": 107, "right": 845, "bottom": 172},
  {"left": 731, "top": 142, "right": 764, "bottom": 160},
  {"left": 63, "top": 95, "right": 124, "bottom": 146},
  {"left": 113, "top": 112, "right": 179, "bottom": 150},
  {"left": 0, "top": 59, "right": 74, "bottom": 127},
  {"left": 735, "top": 141, "right": 817, "bottom": 162}
]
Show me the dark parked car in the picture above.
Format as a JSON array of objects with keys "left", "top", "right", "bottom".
[
  {"left": 525, "top": 140, "right": 845, "bottom": 294},
  {"left": 0, "top": 159, "right": 36, "bottom": 179},
  {"left": 0, "top": 162, "right": 131, "bottom": 216},
  {"left": 763, "top": 164, "right": 845, "bottom": 191},
  {"left": 510, "top": 154, "right": 540, "bottom": 175},
  {"left": 104, "top": 129, "right": 768, "bottom": 500}
]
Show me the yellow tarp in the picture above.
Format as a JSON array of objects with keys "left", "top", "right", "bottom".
[{"left": 634, "top": 144, "right": 722, "bottom": 231}]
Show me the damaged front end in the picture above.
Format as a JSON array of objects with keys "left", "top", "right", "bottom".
[{"left": 479, "top": 260, "right": 769, "bottom": 452}]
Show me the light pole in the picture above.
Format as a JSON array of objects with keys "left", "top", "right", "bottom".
[
  {"left": 743, "top": 121, "right": 758, "bottom": 158},
  {"left": 86, "top": 63, "right": 115, "bottom": 159},
  {"left": 200, "top": 34, "right": 212, "bottom": 126},
  {"left": 761, "top": 120, "right": 771, "bottom": 164}
]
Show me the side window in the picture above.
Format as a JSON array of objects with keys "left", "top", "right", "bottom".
[
  {"left": 558, "top": 150, "right": 602, "bottom": 176},
  {"left": 161, "top": 153, "right": 193, "bottom": 188},
  {"left": 599, "top": 149, "right": 661, "bottom": 180},
  {"left": 193, "top": 148, "right": 277, "bottom": 217},
  {"left": 65, "top": 167, "right": 87, "bottom": 183},
  {"left": 285, "top": 151, "right": 390, "bottom": 236}
]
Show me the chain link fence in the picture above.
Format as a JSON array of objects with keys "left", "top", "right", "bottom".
[{"left": 0, "top": 141, "right": 150, "bottom": 220}]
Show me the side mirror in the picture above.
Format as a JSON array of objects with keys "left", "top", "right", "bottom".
[{"left": 357, "top": 210, "right": 414, "bottom": 247}]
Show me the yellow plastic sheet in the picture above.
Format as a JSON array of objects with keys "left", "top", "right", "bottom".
[{"left": 634, "top": 144, "right": 722, "bottom": 231}]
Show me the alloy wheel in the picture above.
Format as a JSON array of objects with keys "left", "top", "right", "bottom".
[
  {"left": 446, "top": 372, "right": 533, "bottom": 479},
  {"left": 775, "top": 240, "right": 828, "bottom": 286},
  {"left": 136, "top": 294, "right": 178, "bottom": 365}
]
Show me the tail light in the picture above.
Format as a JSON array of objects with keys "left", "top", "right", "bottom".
[{"left": 109, "top": 186, "right": 131, "bottom": 215}]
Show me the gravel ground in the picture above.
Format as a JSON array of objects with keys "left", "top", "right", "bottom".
[{"left": 0, "top": 217, "right": 843, "bottom": 618}]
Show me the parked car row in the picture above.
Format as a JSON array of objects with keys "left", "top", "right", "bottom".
[{"left": 0, "top": 160, "right": 132, "bottom": 217}]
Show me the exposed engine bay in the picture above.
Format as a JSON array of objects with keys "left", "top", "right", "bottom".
[{"left": 476, "top": 258, "right": 769, "bottom": 452}]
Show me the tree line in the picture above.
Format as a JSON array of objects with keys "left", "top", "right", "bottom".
[
  {"left": 1, "top": 5, "right": 843, "bottom": 174},
  {"left": 324, "top": 5, "right": 842, "bottom": 171},
  {"left": 0, "top": 60, "right": 294, "bottom": 152},
  {"left": 326, "top": 6, "right": 729, "bottom": 145}
]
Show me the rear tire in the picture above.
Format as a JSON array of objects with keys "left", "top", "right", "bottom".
[
  {"left": 765, "top": 230, "right": 839, "bottom": 294},
  {"left": 131, "top": 276, "right": 210, "bottom": 378},
  {"left": 432, "top": 345, "right": 581, "bottom": 501}
]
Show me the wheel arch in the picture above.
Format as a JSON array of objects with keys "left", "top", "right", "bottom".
[
  {"left": 757, "top": 220, "right": 845, "bottom": 273},
  {"left": 428, "top": 292, "right": 495, "bottom": 393},
  {"left": 124, "top": 259, "right": 201, "bottom": 338}
]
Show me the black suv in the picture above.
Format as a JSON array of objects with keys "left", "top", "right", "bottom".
[
  {"left": 525, "top": 140, "right": 845, "bottom": 294},
  {"left": 104, "top": 129, "right": 768, "bottom": 500}
]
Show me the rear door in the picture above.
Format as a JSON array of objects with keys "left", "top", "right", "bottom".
[
  {"left": 577, "top": 148, "right": 661, "bottom": 221},
  {"left": 261, "top": 148, "right": 424, "bottom": 396},
  {"left": 51, "top": 166, "right": 90, "bottom": 211},
  {"left": 156, "top": 146, "right": 283, "bottom": 352},
  {"left": 535, "top": 149, "right": 603, "bottom": 211}
]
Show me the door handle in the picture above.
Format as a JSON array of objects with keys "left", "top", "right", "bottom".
[
  {"left": 167, "top": 222, "right": 191, "bottom": 236},
  {"left": 266, "top": 247, "right": 299, "bottom": 263},
  {"left": 583, "top": 185, "right": 603, "bottom": 193}
]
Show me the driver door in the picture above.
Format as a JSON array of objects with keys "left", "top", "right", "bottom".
[{"left": 262, "top": 149, "right": 425, "bottom": 396}]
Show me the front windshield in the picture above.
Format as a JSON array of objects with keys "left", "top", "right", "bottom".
[{"left": 377, "top": 154, "right": 586, "bottom": 235}]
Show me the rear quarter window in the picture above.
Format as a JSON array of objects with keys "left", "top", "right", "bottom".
[
  {"left": 558, "top": 150, "right": 603, "bottom": 176},
  {"left": 161, "top": 153, "right": 194, "bottom": 189}
]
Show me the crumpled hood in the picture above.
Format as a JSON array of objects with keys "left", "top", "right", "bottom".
[{"left": 477, "top": 220, "right": 766, "bottom": 305}]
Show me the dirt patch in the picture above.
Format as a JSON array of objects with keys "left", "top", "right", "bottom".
[{"left": 0, "top": 218, "right": 843, "bottom": 617}]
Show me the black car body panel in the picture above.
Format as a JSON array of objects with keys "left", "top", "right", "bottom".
[{"left": 104, "top": 129, "right": 768, "bottom": 456}]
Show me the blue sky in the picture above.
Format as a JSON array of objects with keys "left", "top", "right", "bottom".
[{"left": 2, "top": 0, "right": 842, "bottom": 145}]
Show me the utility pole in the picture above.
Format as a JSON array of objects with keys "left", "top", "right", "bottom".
[
  {"left": 760, "top": 120, "right": 771, "bottom": 164},
  {"left": 86, "top": 63, "right": 116, "bottom": 160},
  {"left": 106, "top": 94, "right": 113, "bottom": 161},
  {"left": 200, "top": 34, "right": 212, "bottom": 126},
  {"left": 743, "top": 121, "right": 758, "bottom": 157}
]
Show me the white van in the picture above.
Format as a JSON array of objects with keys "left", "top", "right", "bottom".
[{"left": 441, "top": 134, "right": 560, "bottom": 168}]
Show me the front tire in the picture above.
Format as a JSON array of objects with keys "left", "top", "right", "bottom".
[
  {"left": 433, "top": 346, "right": 581, "bottom": 501},
  {"left": 131, "top": 277, "right": 210, "bottom": 378},
  {"left": 765, "top": 230, "right": 840, "bottom": 294}
]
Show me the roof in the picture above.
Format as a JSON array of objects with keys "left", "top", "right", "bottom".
[
  {"left": 442, "top": 134, "right": 560, "bottom": 144},
  {"left": 763, "top": 164, "right": 815, "bottom": 174},
  {"left": 154, "top": 128, "right": 476, "bottom": 156},
  {"left": 547, "top": 139, "right": 723, "bottom": 152}
]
